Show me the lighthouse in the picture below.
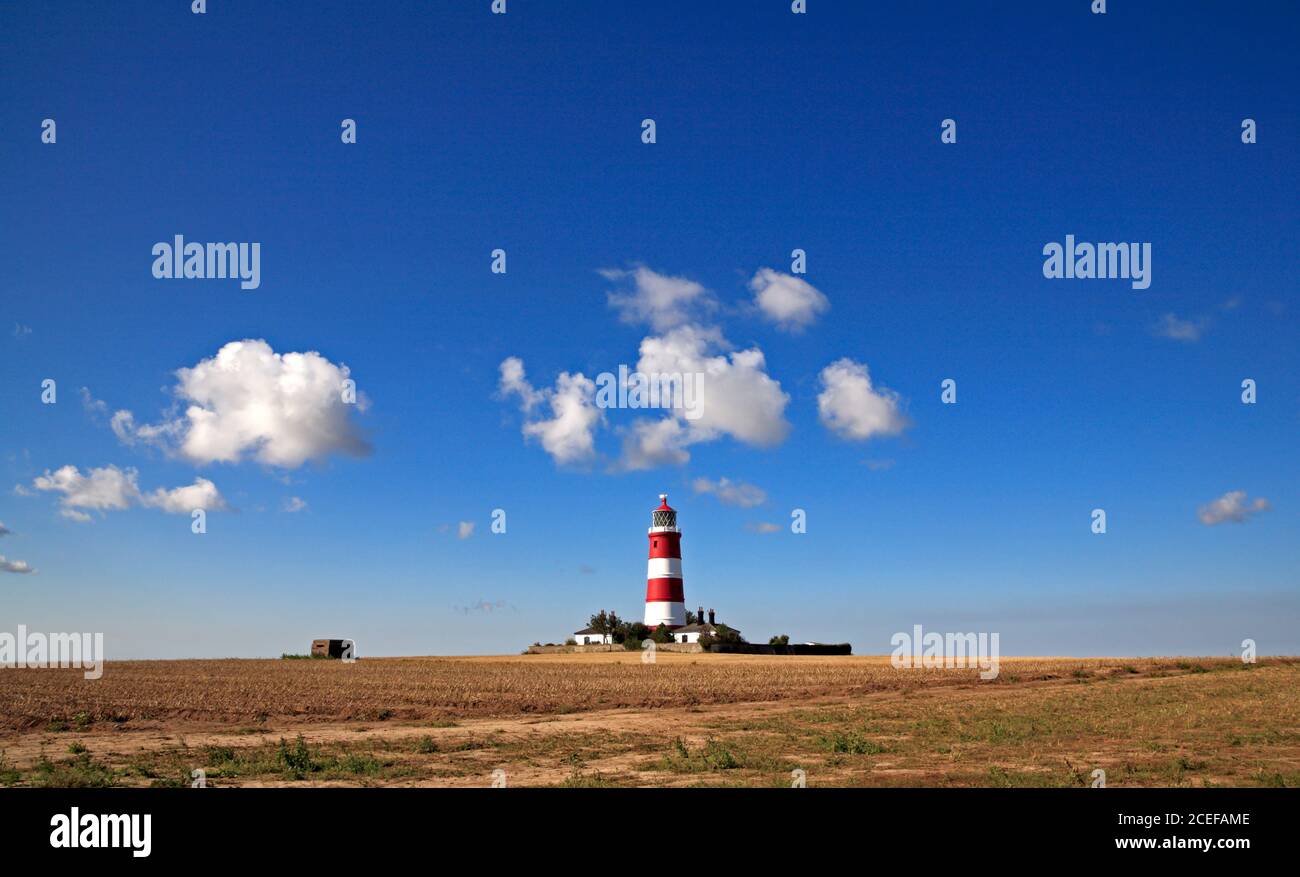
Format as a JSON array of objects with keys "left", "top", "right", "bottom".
[{"left": 645, "top": 494, "right": 687, "bottom": 629}]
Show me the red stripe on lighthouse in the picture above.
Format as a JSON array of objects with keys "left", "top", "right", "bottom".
[
  {"left": 648, "top": 532, "right": 681, "bottom": 559},
  {"left": 645, "top": 578, "right": 685, "bottom": 603}
]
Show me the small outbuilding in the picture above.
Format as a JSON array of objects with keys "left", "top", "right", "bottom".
[
  {"left": 311, "top": 639, "right": 348, "bottom": 658},
  {"left": 572, "top": 627, "right": 613, "bottom": 645}
]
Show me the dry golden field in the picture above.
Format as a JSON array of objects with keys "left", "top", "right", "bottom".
[{"left": 1, "top": 654, "right": 1297, "bottom": 787}]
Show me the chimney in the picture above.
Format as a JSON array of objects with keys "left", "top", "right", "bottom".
[
  {"left": 697, "top": 606, "right": 704, "bottom": 625},
  {"left": 708, "top": 608, "right": 715, "bottom": 626}
]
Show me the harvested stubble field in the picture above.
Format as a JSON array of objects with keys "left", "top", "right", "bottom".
[{"left": 1, "top": 654, "right": 1297, "bottom": 788}]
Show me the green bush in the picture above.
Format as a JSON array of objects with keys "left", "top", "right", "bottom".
[
  {"left": 276, "top": 735, "right": 319, "bottom": 778},
  {"left": 651, "top": 624, "right": 676, "bottom": 644}
]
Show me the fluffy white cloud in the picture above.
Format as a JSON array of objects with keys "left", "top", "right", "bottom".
[
  {"left": 34, "top": 465, "right": 138, "bottom": 513},
  {"left": 692, "top": 476, "right": 766, "bottom": 508},
  {"left": 500, "top": 268, "right": 792, "bottom": 471},
  {"left": 0, "top": 555, "right": 35, "bottom": 574},
  {"left": 497, "top": 356, "right": 541, "bottom": 411},
  {"left": 635, "top": 325, "right": 790, "bottom": 448},
  {"left": 498, "top": 358, "right": 603, "bottom": 466},
  {"left": 30, "top": 464, "right": 227, "bottom": 520},
  {"left": 526, "top": 373, "right": 602, "bottom": 464},
  {"left": 749, "top": 268, "right": 830, "bottom": 331},
  {"left": 618, "top": 418, "right": 691, "bottom": 471},
  {"left": 745, "top": 521, "right": 781, "bottom": 534},
  {"left": 602, "top": 266, "right": 715, "bottom": 331},
  {"left": 457, "top": 521, "right": 475, "bottom": 539},
  {"left": 114, "top": 339, "right": 370, "bottom": 468},
  {"left": 282, "top": 496, "right": 308, "bottom": 513},
  {"left": 1198, "top": 490, "right": 1270, "bottom": 526},
  {"left": 141, "top": 478, "right": 227, "bottom": 514},
  {"left": 1154, "top": 313, "right": 1207, "bottom": 342},
  {"left": 817, "top": 358, "right": 908, "bottom": 441}
]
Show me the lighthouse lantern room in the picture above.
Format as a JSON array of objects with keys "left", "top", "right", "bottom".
[{"left": 645, "top": 494, "right": 687, "bottom": 629}]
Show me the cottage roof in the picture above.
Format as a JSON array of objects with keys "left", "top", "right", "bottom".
[{"left": 673, "top": 622, "right": 740, "bottom": 635}]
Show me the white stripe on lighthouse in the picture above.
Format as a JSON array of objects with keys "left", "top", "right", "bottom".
[
  {"left": 644, "top": 601, "right": 686, "bottom": 628},
  {"left": 646, "top": 557, "right": 683, "bottom": 579}
]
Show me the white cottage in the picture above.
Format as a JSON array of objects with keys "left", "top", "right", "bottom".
[
  {"left": 572, "top": 627, "right": 613, "bottom": 645},
  {"left": 672, "top": 622, "right": 740, "bottom": 644},
  {"left": 672, "top": 607, "right": 736, "bottom": 644}
]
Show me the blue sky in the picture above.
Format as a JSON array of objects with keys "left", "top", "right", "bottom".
[{"left": 1, "top": 1, "right": 1296, "bottom": 658}]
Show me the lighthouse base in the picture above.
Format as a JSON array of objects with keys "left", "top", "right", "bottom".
[{"left": 644, "top": 601, "right": 686, "bottom": 629}]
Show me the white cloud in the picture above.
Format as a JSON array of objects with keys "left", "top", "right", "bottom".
[
  {"left": 30, "top": 464, "right": 227, "bottom": 520},
  {"left": 498, "top": 358, "right": 603, "bottom": 466},
  {"left": 141, "top": 478, "right": 228, "bottom": 514},
  {"left": 817, "top": 358, "right": 909, "bottom": 441},
  {"left": 1154, "top": 313, "right": 1207, "bottom": 342},
  {"left": 457, "top": 521, "right": 475, "bottom": 539},
  {"left": 0, "top": 521, "right": 10, "bottom": 537},
  {"left": 282, "top": 496, "right": 308, "bottom": 513},
  {"left": 635, "top": 325, "right": 790, "bottom": 448},
  {"left": 13, "top": 323, "right": 32, "bottom": 338},
  {"left": 499, "top": 267, "right": 791, "bottom": 471},
  {"left": 109, "top": 409, "right": 182, "bottom": 448},
  {"left": 497, "top": 356, "right": 541, "bottom": 411},
  {"left": 526, "top": 373, "right": 601, "bottom": 464},
  {"left": 602, "top": 266, "right": 715, "bottom": 331},
  {"left": 0, "top": 555, "right": 35, "bottom": 574},
  {"left": 692, "top": 476, "right": 766, "bottom": 508},
  {"left": 618, "top": 418, "right": 691, "bottom": 471},
  {"left": 34, "top": 465, "right": 138, "bottom": 513},
  {"left": 114, "top": 339, "right": 370, "bottom": 468},
  {"left": 1198, "top": 490, "right": 1271, "bottom": 526},
  {"left": 745, "top": 521, "right": 781, "bottom": 534},
  {"left": 79, "top": 387, "right": 108, "bottom": 418},
  {"left": 748, "top": 268, "right": 830, "bottom": 331}
]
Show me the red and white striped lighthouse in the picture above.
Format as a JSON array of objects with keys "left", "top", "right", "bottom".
[{"left": 645, "top": 494, "right": 687, "bottom": 629}]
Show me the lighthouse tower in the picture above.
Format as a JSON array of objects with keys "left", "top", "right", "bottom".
[{"left": 645, "top": 494, "right": 687, "bottom": 629}]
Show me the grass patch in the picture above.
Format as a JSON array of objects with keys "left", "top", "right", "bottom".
[
  {"left": 986, "top": 765, "right": 1060, "bottom": 788},
  {"left": 658, "top": 737, "right": 743, "bottom": 772},
  {"left": 30, "top": 752, "right": 117, "bottom": 788},
  {"left": 818, "top": 731, "right": 887, "bottom": 755},
  {"left": 0, "top": 752, "right": 21, "bottom": 786},
  {"left": 558, "top": 770, "right": 616, "bottom": 787}
]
